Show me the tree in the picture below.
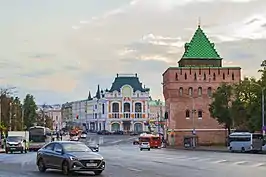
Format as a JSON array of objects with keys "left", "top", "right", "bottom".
[
  {"left": 45, "top": 115, "right": 53, "bottom": 129},
  {"left": 23, "top": 94, "right": 37, "bottom": 129},
  {"left": 209, "top": 83, "right": 234, "bottom": 134},
  {"left": 10, "top": 97, "right": 23, "bottom": 131}
]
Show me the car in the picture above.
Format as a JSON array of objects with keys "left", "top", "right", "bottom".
[
  {"left": 70, "top": 136, "right": 79, "bottom": 141},
  {"left": 133, "top": 139, "right": 139, "bottom": 145},
  {"left": 80, "top": 133, "right": 87, "bottom": 139},
  {"left": 5, "top": 136, "right": 27, "bottom": 154},
  {"left": 88, "top": 143, "right": 99, "bottom": 152},
  {"left": 36, "top": 141, "right": 105, "bottom": 175},
  {"left": 139, "top": 142, "right": 150, "bottom": 151},
  {"left": 97, "top": 130, "right": 111, "bottom": 135}
]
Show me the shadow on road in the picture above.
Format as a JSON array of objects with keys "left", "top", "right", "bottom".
[{"left": 30, "top": 170, "right": 97, "bottom": 176}]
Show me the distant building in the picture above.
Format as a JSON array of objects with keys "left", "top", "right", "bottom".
[
  {"left": 148, "top": 99, "right": 165, "bottom": 121},
  {"left": 61, "top": 73, "right": 151, "bottom": 133},
  {"left": 37, "top": 104, "right": 63, "bottom": 130},
  {"left": 163, "top": 24, "right": 241, "bottom": 145}
]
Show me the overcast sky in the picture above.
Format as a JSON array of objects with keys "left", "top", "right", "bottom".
[{"left": 0, "top": 0, "right": 265, "bottom": 104}]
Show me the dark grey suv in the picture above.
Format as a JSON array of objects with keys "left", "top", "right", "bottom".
[{"left": 36, "top": 141, "right": 105, "bottom": 175}]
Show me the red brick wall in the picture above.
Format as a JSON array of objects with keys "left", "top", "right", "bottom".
[{"left": 163, "top": 67, "right": 241, "bottom": 145}]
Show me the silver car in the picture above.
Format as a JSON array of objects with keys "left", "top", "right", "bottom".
[
  {"left": 36, "top": 141, "right": 105, "bottom": 175},
  {"left": 139, "top": 142, "right": 150, "bottom": 151}
]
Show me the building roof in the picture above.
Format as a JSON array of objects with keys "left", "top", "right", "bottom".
[
  {"left": 181, "top": 25, "right": 221, "bottom": 59},
  {"left": 109, "top": 74, "right": 150, "bottom": 92}
]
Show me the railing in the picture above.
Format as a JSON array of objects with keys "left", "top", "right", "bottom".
[
  {"left": 111, "top": 113, "right": 120, "bottom": 118},
  {"left": 134, "top": 113, "right": 142, "bottom": 118}
]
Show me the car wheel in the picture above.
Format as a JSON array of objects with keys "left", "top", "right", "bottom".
[
  {"left": 94, "top": 170, "right": 103, "bottom": 175},
  {"left": 37, "top": 159, "right": 47, "bottom": 173},
  {"left": 140, "top": 148, "right": 142, "bottom": 151},
  {"left": 62, "top": 161, "right": 70, "bottom": 175}
]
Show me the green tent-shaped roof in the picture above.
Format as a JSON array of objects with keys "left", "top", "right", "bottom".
[{"left": 181, "top": 25, "right": 221, "bottom": 59}]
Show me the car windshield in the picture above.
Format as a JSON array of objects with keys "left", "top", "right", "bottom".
[
  {"left": 7, "top": 136, "right": 23, "bottom": 142},
  {"left": 62, "top": 143, "right": 92, "bottom": 152}
]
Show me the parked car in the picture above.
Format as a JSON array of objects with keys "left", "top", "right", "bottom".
[
  {"left": 80, "top": 133, "right": 87, "bottom": 139},
  {"left": 139, "top": 142, "right": 150, "bottom": 151},
  {"left": 97, "top": 130, "right": 111, "bottom": 135},
  {"left": 5, "top": 136, "right": 27, "bottom": 154},
  {"left": 88, "top": 143, "right": 99, "bottom": 152},
  {"left": 113, "top": 130, "right": 124, "bottom": 135},
  {"left": 36, "top": 141, "right": 105, "bottom": 175}
]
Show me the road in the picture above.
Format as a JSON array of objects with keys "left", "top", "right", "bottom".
[{"left": 0, "top": 134, "right": 266, "bottom": 177}]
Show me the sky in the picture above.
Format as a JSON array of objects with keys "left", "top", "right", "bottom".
[{"left": 0, "top": 0, "right": 266, "bottom": 104}]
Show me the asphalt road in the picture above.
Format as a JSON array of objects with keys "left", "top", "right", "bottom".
[{"left": 0, "top": 135, "right": 266, "bottom": 177}]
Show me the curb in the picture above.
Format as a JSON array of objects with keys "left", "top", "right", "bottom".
[{"left": 166, "top": 147, "right": 228, "bottom": 153}]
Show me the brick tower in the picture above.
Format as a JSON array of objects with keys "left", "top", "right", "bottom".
[{"left": 163, "top": 24, "right": 241, "bottom": 146}]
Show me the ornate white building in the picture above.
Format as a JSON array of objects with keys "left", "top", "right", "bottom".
[{"left": 62, "top": 73, "right": 151, "bottom": 133}]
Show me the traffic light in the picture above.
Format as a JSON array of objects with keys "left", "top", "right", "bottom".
[{"left": 76, "top": 115, "right": 79, "bottom": 119}]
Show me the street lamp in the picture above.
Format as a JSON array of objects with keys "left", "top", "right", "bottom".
[{"left": 253, "top": 83, "right": 265, "bottom": 135}]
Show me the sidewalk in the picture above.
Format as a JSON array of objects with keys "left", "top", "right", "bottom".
[{"left": 167, "top": 145, "right": 228, "bottom": 153}]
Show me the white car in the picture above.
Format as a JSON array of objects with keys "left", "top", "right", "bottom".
[
  {"left": 80, "top": 133, "right": 87, "bottom": 139},
  {"left": 139, "top": 142, "right": 150, "bottom": 151},
  {"left": 70, "top": 136, "right": 79, "bottom": 141}
]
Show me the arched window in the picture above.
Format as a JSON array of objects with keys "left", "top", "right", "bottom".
[
  {"left": 123, "top": 103, "right": 130, "bottom": 112},
  {"left": 135, "top": 103, "right": 142, "bottom": 112},
  {"left": 179, "top": 87, "right": 183, "bottom": 96},
  {"left": 198, "top": 87, "right": 202, "bottom": 96},
  {"left": 188, "top": 87, "right": 193, "bottom": 96},
  {"left": 112, "top": 103, "right": 119, "bottom": 112},
  {"left": 207, "top": 87, "right": 212, "bottom": 97},
  {"left": 198, "top": 110, "right": 203, "bottom": 118},
  {"left": 185, "top": 110, "right": 190, "bottom": 118}
]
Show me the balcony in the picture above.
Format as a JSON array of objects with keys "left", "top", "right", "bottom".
[
  {"left": 134, "top": 113, "right": 142, "bottom": 118},
  {"left": 123, "top": 113, "right": 131, "bottom": 119},
  {"left": 111, "top": 113, "right": 120, "bottom": 118},
  {"left": 109, "top": 112, "right": 144, "bottom": 119}
]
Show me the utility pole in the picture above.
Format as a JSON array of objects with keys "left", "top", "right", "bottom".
[
  {"left": 262, "top": 88, "right": 265, "bottom": 135},
  {"left": 9, "top": 102, "right": 12, "bottom": 131}
]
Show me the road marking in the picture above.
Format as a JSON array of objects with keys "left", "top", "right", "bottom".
[
  {"left": 196, "top": 158, "right": 211, "bottom": 162},
  {"left": 213, "top": 159, "right": 227, "bottom": 163},
  {"left": 186, "top": 157, "right": 200, "bottom": 160},
  {"left": 128, "top": 168, "right": 142, "bottom": 172},
  {"left": 233, "top": 161, "right": 248, "bottom": 165},
  {"left": 252, "top": 163, "right": 266, "bottom": 167}
]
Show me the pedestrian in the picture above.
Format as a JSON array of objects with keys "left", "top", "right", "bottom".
[
  {"left": 56, "top": 132, "right": 60, "bottom": 141},
  {"left": 60, "top": 132, "right": 63, "bottom": 141}
]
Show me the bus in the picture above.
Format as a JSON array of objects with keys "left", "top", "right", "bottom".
[
  {"left": 139, "top": 133, "right": 161, "bottom": 148},
  {"left": 28, "top": 126, "right": 52, "bottom": 151},
  {"left": 228, "top": 132, "right": 264, "bottom": 153}
]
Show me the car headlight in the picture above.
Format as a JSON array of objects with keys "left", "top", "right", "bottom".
[{"left": 69, "top": 156, "right": 79, "bottom": 161}]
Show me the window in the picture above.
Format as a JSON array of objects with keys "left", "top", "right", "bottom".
[
  {"left": 112, "top": 103, "right": 119, "bottom": 112},
  {"left": 194, "top": 73, "right": 197, "bottom": 80},
  {"left": 95, "top": 105, "right": 97, "bottom": 109},
  {"left": 223, "top": 73, "right": 225, "bottom": 80},
  {"left": 102, "top": 104, "right": 105, "bottom": 114},
  {"left": 179, "top": 87, "right": 183, "bottom": 96},
  {"left": 123, "top": 103, "right": 130, "bottom": 112},
  {"left": 185, "top": 73, "right": 187, "bottom": 80},
  {"left": 175, "top": 73, "right": 178, "bottom": 80},
  {"left": 44, "top": 143, "right": 54, "bottom": 150},
  {"left": 54, "top": 143, "right": 63, "bottom": 153},
  {"left": 185, "top": 110, "right": 190, "bottom": 118},
  {"left": 198, "top": 87, "right": 202, "bottom": 96},
  {"left": 213, "top": 73, "right": 216, "bottom": 81},
  {"left": 207, "top": 87, "right": 212, "bottom": 97},
  {"left": 232, "top": 73, "right": 235, "bottom": 80},
  {"left": 198, "top": 110, "right": 203, "bottom": 119},
  {"left": 203, "top": 73, "right": 206, "bottom": 80},
  {"left": 188, "top": 87, "right": 193, "bottom": 96}
]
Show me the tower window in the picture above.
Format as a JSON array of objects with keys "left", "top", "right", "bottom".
[
  {"left": 227, "top": 68, "right": 230, "bottom": 75},
  {"left": 185, "top": 110, "right": 190, "bottom": 118},
  {"left": 232, "top": 73, "right": 235, "bottom": 80},
  {"left": 198, "top": 110, "right": 203, "bottom": 119},
  {"left": 179, "top": 87, "right": 183, "bottom": 96},
  {"left": 207, "top": 87, "right": 212, "bottom": 97},
  {"left": 185, "top": 73, "right": 187, "bottom": 80},
  {"left": 203, "top": 73, "right": 206, "bottom": 80},
  {"left": 198, "top": 87, "right": 202, "bottom": 96},
  {"left": 188, "top": 87, "right": 193, "bottom": 96},
  {"left": 199, "top": 68, "right": 201, "bottom": 75},
  {"left": 189, "top": 68, "right": 191, "bottom": 74},
  {"left": 218, "top": 68, "right": 220, "bottom": 75},
  {"left": 223, "top": 73, "right": 225, "bottom": 80},
  {"left": 194, "top": 73, "right": 197, "bottom": 80},
  {"left": 213, "top": 73, "right": 216, "bottom": 81},
  {"left": 175, "top": 73, "right": 178, "bottom": 80}
]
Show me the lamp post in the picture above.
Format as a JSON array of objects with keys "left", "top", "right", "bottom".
[{"left": 253, "top": 83, "right": 265, "bottom": 135}]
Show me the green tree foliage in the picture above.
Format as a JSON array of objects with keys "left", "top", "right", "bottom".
[
  {"left": 10, "top": 97, "right": 23, "bottom": 131},
  {"left": 45, "top": 116, "right": 53, "bottom": 130},
  {"left": 23, "top": 94, "right": 37, "bottom": 129},
  {"left": 209, "top": 83, "right": 233, "bottom": 134}
]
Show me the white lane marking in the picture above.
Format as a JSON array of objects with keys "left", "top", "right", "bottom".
[
  {"left": 186, "top": 157, "right": 200, "bottom": 160},
  {"left": 233, "top": 161, "right": 248, "bottom": 165},
  {"left": 213, "top": 159, "right": 227, "bottom": 163},
  {"left": 128, "top": 168, "right": 142, "bottom": 172},
  {"left": 252, "top": 163, "right": 266, "bottom": 167}
]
